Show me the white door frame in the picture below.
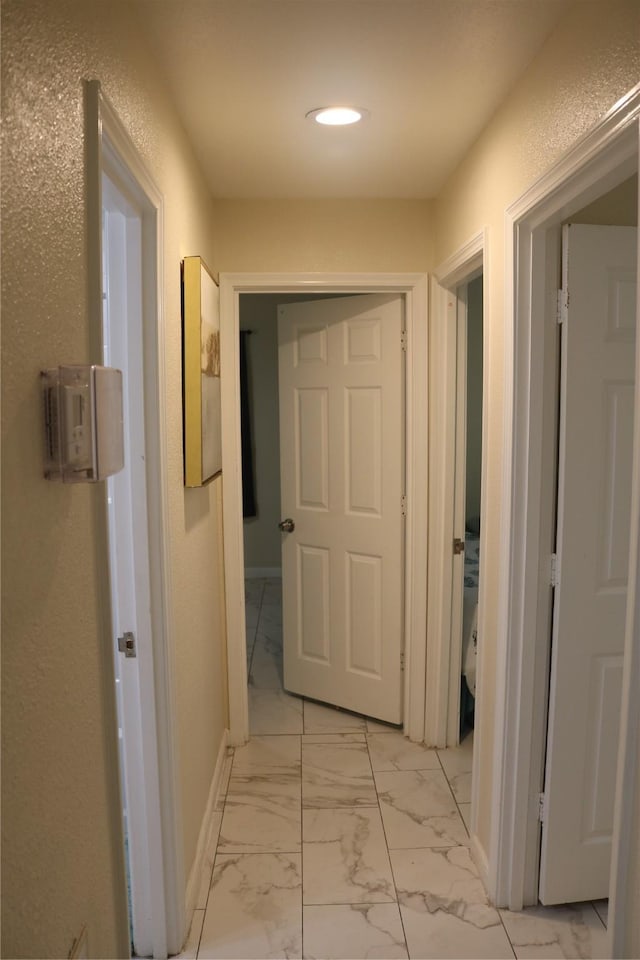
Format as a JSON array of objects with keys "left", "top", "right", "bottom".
[
  {"left": 429, "top": 232, "right": 485, "bottom": 751},
  {"left": 86, "top": 80, "right": 185, "bottom": 958},
  {"left": 220, "top": 273, "right": 429, "bottom": 746},
  {"left": 492, "top": 80, "right": 640, "bottom": 931}
]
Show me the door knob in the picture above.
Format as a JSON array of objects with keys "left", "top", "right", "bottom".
[{"left": 279, "top": 518, "right": 295, "bottom": 533}]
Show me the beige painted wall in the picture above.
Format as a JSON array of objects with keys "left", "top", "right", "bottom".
[
  {"left": 434, "top": 0, "right": 640, "bottom": 870},
  {"left": 2, "top": 2, "right": 227, "bottom": 956},
  {"left": 212, "top": 199, "right": 434, "bottom": 273},
  {"left": 569, "top": 174, "right": 638, "bottom": 226}
]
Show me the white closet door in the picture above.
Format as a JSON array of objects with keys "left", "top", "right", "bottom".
[
  {"left": 540, "top": 224, "right": 637, "bottom": 904},
  {"left": 278, "top": 294, "right": 404, "bottom": 723}
]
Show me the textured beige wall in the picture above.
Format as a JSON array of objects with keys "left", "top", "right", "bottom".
[
  {"left": 2, "top": 2, "right": 226, "bottom": 957},
  {"left": 570, "top": 174, "right": 638, "bottom": 226},
  {"left": 212, "top": 199, "right": 434, "bottom": 273},
  {"left": 434, "top": 0, "right": 640, "bottom": 866}
]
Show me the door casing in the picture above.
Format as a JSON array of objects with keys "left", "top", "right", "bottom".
[{"left": 220, "top": 273, "right": 428, "bottom": 746}]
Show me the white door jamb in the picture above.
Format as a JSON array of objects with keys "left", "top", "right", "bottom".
[
  {"left": 220, "top": 273, "right": 429, "bottom": 746},
  {"left": 429, "top": 232, "right": 485, "bottom": 751}
]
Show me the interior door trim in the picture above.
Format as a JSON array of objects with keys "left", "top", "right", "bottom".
[{"left": 219, "top": 272, "right": 429, "bottom": 746}]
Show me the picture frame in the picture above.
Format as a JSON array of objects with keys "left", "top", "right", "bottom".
[{"left": 181, "top": 256, "right": 221, "bottom": 486}]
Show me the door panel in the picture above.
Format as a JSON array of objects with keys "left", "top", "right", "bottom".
[
  {"left": 539, "top": 224, "right": 637, "bottom": 904},
  {"left": 278, "top": 294, "right": 404, "bottom": 723}
]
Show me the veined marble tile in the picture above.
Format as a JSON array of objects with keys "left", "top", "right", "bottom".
[
  {"left": 200, "top": 853, "right": 302, "bottom": 959},
  {"left": 245, "top": 604, "right": 260, "bottom": 631},
  {"left": 196, "top": 811, "right": 223, "bottom": 908},
  {"left": 218, "top": 775, "right": 302, "bottom": 854},
  {"left": 303, "top": 808, "right": 396, "bottom": 905},
  {"left": 244, "top": 583, "right": 263, "bottom": 631},
  {"left": 250, "top": 630, "right": 284, "bottom": 689},
  {"left": 249, "top": 686, "right": 304, "bottom": 735},
  {"left": 458, "top": 802, "right": 471, "bottom": 834},
  {"left": 259, "top": 601, "right": 283, "bottom": 633},
  {"left": 499, "top": 902, "right": 608, "bottom": 959},
  {"left": 302, "top": 741, "right": 377, "bottom": 808},
  {"left": 391, "top": 846, "right": 515, "bottom": 959},
  {"left": 375, "top": 769, "right": 469, "bottom": 849},
  {"left": 263, "top": 578, "right": 283, "bottom": 604},
  {"left": 592, "top": 899, "right": 608, "bottom": 928},
  {"left": 246, "top": 630, "right": 256, "bottom": 666},
  {"left": 366, "top": 717, "right": 403, "bottom": 734},
  {"left": 174, "top": 908, "right": 204, "bottom": 959},
  {"left": 367, "top": 732, "right": 440, "bottom": 772},
  {"left": 437, "top": 735, "right": 474, "bottom": 803},
  {"left": 303, "top": 700, "right": 367, "bottom": 734},
  {"left": 303, "top": 903, "right": 408, "bottom": 959},
  {"left": 231, "top": 735, "right": 300, "bottom": 774},
  {"left": 244, "top": 578, "right": 266, "bottom": 602},
  {"left": 303, "top": 733, "right": 366, "bottom": 744}
]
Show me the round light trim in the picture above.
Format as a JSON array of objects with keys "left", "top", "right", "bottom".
[{"left": 306, "top": 106, "right": 369, "bottom": 126}]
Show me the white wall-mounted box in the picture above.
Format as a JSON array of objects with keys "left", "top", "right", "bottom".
[{"left": 42, "top": 365, "right": 124, "bottom": 482}]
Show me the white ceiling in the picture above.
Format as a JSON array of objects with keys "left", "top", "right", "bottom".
[{"left": 134, "top": 0, "right": 572, "bottom": 199}]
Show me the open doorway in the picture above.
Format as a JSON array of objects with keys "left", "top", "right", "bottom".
[
  {"left": 492, "top": 98, "right": 639, "bottom": 937},
  {"left": 537, "top": 178, "right": 638, "bottom": 913},
  {"left": 219, "top": 273, "right": 429, "bottom": 748},
  {"left": 87, "top": 81, "right": 184, "bottom": 958},
  {"left": 455, "top": 275, "right": 484, "bottom": 743}
]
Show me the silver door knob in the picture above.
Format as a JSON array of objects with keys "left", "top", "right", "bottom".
[{"left": 278, "top": 518, "right": 295, "bottom": 533}]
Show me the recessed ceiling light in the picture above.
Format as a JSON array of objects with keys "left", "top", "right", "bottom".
[{"left": 306, "top": 106, "right": 369, "bottom": 126}]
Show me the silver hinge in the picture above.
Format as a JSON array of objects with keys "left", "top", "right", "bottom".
[
  {"left": 401, "top": 329, "right": 408, "bottom": 352},
  {"left": 557, "top": 288, "right": 568, "bottom": 325},
  {"left": 401, "top": 494, "right": 407, "bottom": 517},
  {"left": 117, "top": 631, "right": 136, "bottom": 658},
  {"left": 538, "top": 792, "right": 546, "bottom": 823},
  {"left": 453, "top": 537, "right": 465, "bottom": 555},
  {"left": 550, "top": 553, "right": 558, "bottom": 588}
]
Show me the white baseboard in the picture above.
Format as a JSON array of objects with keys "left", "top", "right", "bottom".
[
  {"left": 245, "top": 566, "right": 282, "bottom": 579},
  {"left": 184, "top": 729, "right": 229, "bottom": 931}
]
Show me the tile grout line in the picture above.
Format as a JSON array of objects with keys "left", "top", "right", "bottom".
[
  {"left": 195, "top": 753, "right": 228, "bottom": 959},
  {"left": 299, "top": 732, "right": 304, "bottom": 960},
  {"left": 365, "top": 731, "right": 411, "bottom": 958},
  {"left": 436, "top": 745, "right": 517, "bottom": 960}
]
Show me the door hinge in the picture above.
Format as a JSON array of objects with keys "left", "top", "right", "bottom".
[
  {"left": 557, "top": 288, "right": 568, "bottom": 325},
  {"left": 401, "top": 329, "right": 408, "bottom": 352},
  {"left": 453, "top": 537, "right": 465, "bottom": 556},
  {"left": 550, "top": 553, "right": 558, "bottom": 588},
  {"left": 401, "top": 494, "right": 407, "bottom": 517},
  {"left": 400, "top": 650, "right": 405, "bottom": 671},
  {"left": 117, "top": 631, "right": 136, "bottom": 658},
  {"left": 537, "top": 792, "right": 546, "bottom": 823}
]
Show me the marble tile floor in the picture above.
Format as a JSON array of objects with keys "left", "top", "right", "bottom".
[{"left": 176, "top": 578, "right": 609, "bottom": 960}]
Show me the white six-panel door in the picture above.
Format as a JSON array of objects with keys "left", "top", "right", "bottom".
[
  {"left": 539, "top": 224, "right": 637, "bottom": 904},
  {"left": 278, "top": 294, "right": 404, "bottom": 723}
]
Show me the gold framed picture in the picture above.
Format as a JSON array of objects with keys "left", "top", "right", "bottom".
[{"left": 181, "top": 256, "right": 221, "bottom": 486}]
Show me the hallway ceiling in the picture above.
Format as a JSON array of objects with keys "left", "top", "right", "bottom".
[{"left": 134, "top": 0, "right": 572, "bottom": 199}]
